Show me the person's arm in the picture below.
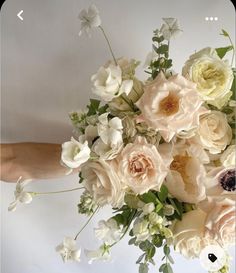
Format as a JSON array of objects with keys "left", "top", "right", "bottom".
[{"left": 0, "top": 143, "right": 68, "bottom": 182}]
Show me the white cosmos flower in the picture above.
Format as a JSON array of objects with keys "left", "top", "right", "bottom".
[
  {"left": 8, "top": 177, "right": 33, "bottom": 212},
  {"left": 78, "top": 5, "right": 101, "bottom": 36},
  {"left": 97, "top": 113, "right": 123, "bottom": 146},
  {"left": 160, "top": 18, "right": 182, "bottom": 40},
  {"left": 94, "top": 219, "right": 123, "bottom": 245},
  {"left": 61, "top": 137, "right": 90, "bottom": 169},
  {"left": 91, "top": 64, "right": 133, "bottom": 102},
  {"left": 85, "top": 244, "right": 111, "bottom": 264},
  {"left": 56, "top": 237, "right": 81, "bottom": 262}
]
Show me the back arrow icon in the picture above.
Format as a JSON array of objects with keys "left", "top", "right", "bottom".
[{"left": 17, "top": 10, "right": 23, "bottom": 21}]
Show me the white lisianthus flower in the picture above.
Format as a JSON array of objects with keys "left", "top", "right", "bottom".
[
  {"left": 61, "top": 137, "right": 90, "bottom": 169},
  {"left": 81, "top": 159, "right": 125, "bottom": 208},
  {"left": 92, "top": 138, "right": 123, "bottom": 160},
  {"left": 160, "top": 18, "right": 182, "bottom": 40},
  {"left": 132, "top": 218, "right": 150, "bottom": 242},
  {"left": 85, "top": 244, "right": 111, "bottom": 264},
  {"left": 220, "top": 145, "right": 236, "bottom": 167},
  {"left": 182, "top": 47, "right": 233, "bottom": 109},
  {"left": 197, "top": 111, "right": 232, "bottom": 154},
  {"left": 94, "top": 219, "right": 123, "bottom": 245},
  {"left": 91, "top": 64, "right": 133, "bottom": 102},
  {"left": 97, "top": 113, "right": 123, "bottom": 146},
  {"left": 78, "top": 5, "right": 101, "bottom": 36},
  {"left": 56, "top": 237, "right": 81, "bottom": 262},
  {"left": 136, "top": 72, "right": 207, "bottom": 142},
  {"left": 8, "top": 177, "right": 33, "bottom": 212}
]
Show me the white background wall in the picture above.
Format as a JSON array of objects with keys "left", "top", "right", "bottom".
[{"left": 1, "top": 0, "right": 235, "bottom": 273}]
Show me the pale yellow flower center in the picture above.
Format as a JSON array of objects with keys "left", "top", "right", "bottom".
[{"left": 158, "top": 93, "right": 180, "bottom": 116}]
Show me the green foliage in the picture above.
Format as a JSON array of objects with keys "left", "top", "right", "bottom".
[
  {"left": 112, "top": 206, "right": 137, "bottom": 227},
  {"left": 159, "top": 263, "right": 173, "bottom": 273},
  {"left": 158, "top": 185, "right": 168, "bottom": 202},
  {"left": 215, "top": 46, "right": 233, "bottom": 59},
  {"left": 87, "top": 99, "right": 100, "bottom": 115},
  {"left": 139, "top": 263, "right": 149, "bottom": 273},
  {"left": 231, "top": 68, "right": 236, "bottom": 99}
]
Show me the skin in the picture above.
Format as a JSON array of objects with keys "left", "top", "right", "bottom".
[{"left": 0, "top": 143, "right": 69, "bottom": 182}]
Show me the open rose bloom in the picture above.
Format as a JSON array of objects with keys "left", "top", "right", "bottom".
[{"left": 10, "top": 10, "right": 236, "bottom": 273}]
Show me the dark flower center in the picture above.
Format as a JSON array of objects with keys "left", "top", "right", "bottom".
[{"left": 220, "top": 169, "right": 236, "bottom": 192}]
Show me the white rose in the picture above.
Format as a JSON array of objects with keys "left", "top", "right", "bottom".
[
  {"left": 182, "top": 47, "right": 233, "bottom": 109},
  {"left": 164, "top": 141, "right": 206, "bottom": 204},
  {"left": 117, "top": 137, "right": 169, "bottom": 195},
  {"left": 197, "top": 111, "right": 232, "bottom": 154},
  {"left": 91, "top": 64, "right": 133, "bottom": 102},
  {"left": 220, "top": 145, "right": 236, "bottom": 167},
  {"left": 136, "top": 72, "right": 207, "bottom": 142},
  {"left": 171, "top": 209, "right": 213, "bottom": 258},
  {"left": 97, "top": 113, "right": 123, "bottom": 146},
  {"left": 61, "top": 137, "right": 90, "bottom": 168},
  {"left": 81, "top": 159, "right": 125, "bottom": 208}
]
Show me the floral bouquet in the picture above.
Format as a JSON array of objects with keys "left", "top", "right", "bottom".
[{"left": 9, "top": 5, "right": 235, "bottom": 273}]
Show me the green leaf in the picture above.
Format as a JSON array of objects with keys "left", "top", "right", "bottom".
[
  {"left": 164, "top": 245, "right": 170, "bottom": 256},
  {"left": 155, "top": 203, "right": 163, "bottom": 213},
  {"left": 112, "top": 214, "right": 124, "bottom": 225},
  {"left": 159, "top": 264, "right": 166, "bottom": 272},
  {"left": 98, "top": 104, "right": 109, "bottom": 114},
  {"left": 152, "top": 234, "right": 163, "bottom": 248},
  {"left": 139, "top": 240, "right": 153, "bottom": 252},
  {"left": 169, "top": 198, "right": 183, "bottom": 218},
  {"left": 220, "top": 29, "right": 229, "bottom": 37},
  {"left": 163, "top": 263, "right": 173, "bottom": 273},
  {"left": 167, "top": 254, "right": 174, "bottom": 264},
  {"left": 87, "top": 99, "right": 100, "bottom": 115},
  {"left": 152, "top": 36, "right": 164, "bottom": 43},
  {"left": 146, "top": 245, "right": 156, "bottom": 260},
  {"left": 231, "top": 68, "right": 236, "bottom": 99},
  {"left": 78, "top": 172, "right": 84, "bottom": 183},
  {"left": 136, "top": 253, "right": 146, "bottom": 264},
  {"left": 125, "top": 194, "right": 140, "bottom": 208},
  {"left": 215, "top": 46, "right": 233, "bottom": 59},
  {"left": 158, "top": 185, "right": 168, "bottom": 202},
  {"left": 139, "top": 263, "right": 149, "bottom": 273},
  {"left": 128, "top": 237, "right": 136, "bottom": 245},
  {"left": 139, "top": 191, "right": 158, "bottom": 204},
  {"left": 154, "top": 44, "right": 169, "bottom": 54}
]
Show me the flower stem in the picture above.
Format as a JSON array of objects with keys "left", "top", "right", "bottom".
[
  {"left": 74, "top": 206, "right": 100, "bottom": 240},
  {"left": 99, "top": 26, "right": 117, "bottom": 65},
  {"left": 227, "top": 35, "right": 235, "bottom": 67},
  {"left": 30, "top": 187, "right": 84, "bottom": 196},
  {"left": 110, "top": 209, "right": 137, "bottom": 248}
]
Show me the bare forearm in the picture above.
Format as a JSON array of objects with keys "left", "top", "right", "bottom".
[{"left": 0, "top": 143, "right": 67, "bottom": 182}]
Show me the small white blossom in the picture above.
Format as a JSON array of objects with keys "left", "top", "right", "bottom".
[
  {"left": 94, "top": 219, "right": 123, "bottom": 245},
  {"left": 163, "top": 204, "right": 175, "bottom": 216},
  {"left": 61, "top": 137, "right": 90, "bottom": 169},
  {"left": 97, "top": 113, "right": 123, "bottom": 146},
  {"left": 85, "top": 244, "right": 111, "bottom": 264},
  {"left": 8, "top": 177, "right": 33, "bottom": 212},
  {"left": 148, "top": 212, "right": 164, "bottom": 225},
  {"left": 160, "top": 18, "right": 182, "bottom": 40},
  {"left": 78, "top": 5, "right": 101, "bottom": 36},
  {"left": 141, "top": 203, "right": 155, "bottom": 216},
  {"left": 56, "top": 237, "right": 81, "bottom": 263},
  {"left": 132, "top": 218, "right": 150, "bottom": 242},
  {"left": 91, "top": 64, "right": 133, "bottom": 102}
]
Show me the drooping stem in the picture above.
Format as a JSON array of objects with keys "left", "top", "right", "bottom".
[
  {"left": 227, "top": 35, "right": 235, "bottom": 67},
  {"left": 74, "top": 206, "right": 100, "bottom": 240},
  {"left": 30, "top": 187, "right": 84, "bottom": 196},
  {"left": 110, "top": 209, "right": 137, "bottom": 248},
  {"left": 99, "top": 26, "right": 117, "bottom": 65}
]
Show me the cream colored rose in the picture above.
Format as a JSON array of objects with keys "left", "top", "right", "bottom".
[
  {"left": 183, "top": 47, "right": 233, "bottom": 109},
  {"left": 220, "top": 145, "right": 236, "bottom": 167},
  {"left": 199, "top": 198, "right": 236, "bottom": 246},
  {"left": 197, "top": 111, "right": 232, "bottom": 154},
  {"left": 164, "top": 141, "right": 207, "bottom": 204},
  {"left": 205, "top": 167, "right": 236, "bottom": 201},
  {"left": 117, "top": 137, "right": 169, "bottom": 194},
  {"left": 171, "top": 208, "right": 213, "bottom": 258},
  {"left": 136, "top": 72, "right": 206, "bottom": 142},
  {"left": 81, "top": 159, "right": 125, "bottom": 208}
]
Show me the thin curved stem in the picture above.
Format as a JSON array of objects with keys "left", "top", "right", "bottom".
[
  {"left": 74, "top": 206, "right": 100, "bottom": 240},
  {"left": 99, "top": 26, "right": 117, "bottom": 65},
  {"left": 227, "top": 35, "right": 235, "bottom": 67},
  {"left": 30, "top": 187, "right": 84, "bottom": 196}
]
